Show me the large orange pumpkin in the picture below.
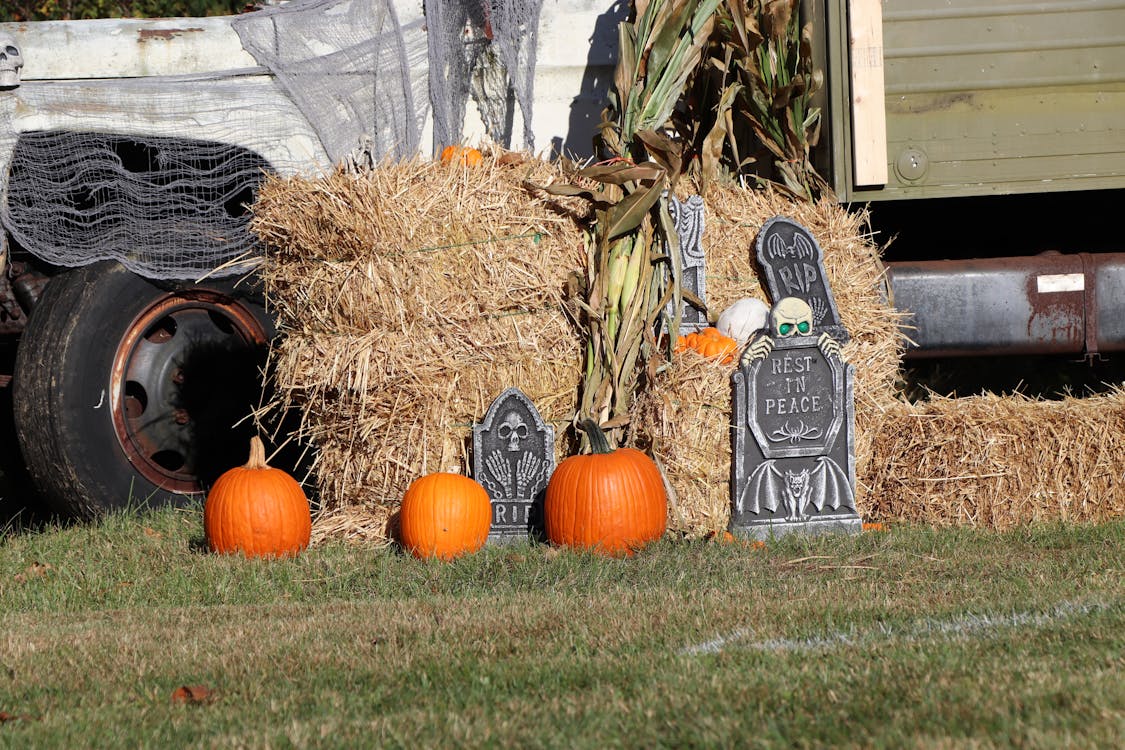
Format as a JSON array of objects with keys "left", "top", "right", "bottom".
[
  {"left": 544, "top": 420, "right": 667, "bottom": 556},
  {"left": 399, "top": 473, "right": 491, "bottom": 560},
  {"left": 204, "top": 436, "right": 311, "bottom": 558}
]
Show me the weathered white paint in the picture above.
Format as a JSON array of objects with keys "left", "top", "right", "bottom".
[
  {"left": 1037, "top": 273, "right": 1085, "bottom": 294},
  {"left": 0, "top": 16, "right": 259, "bottom": 80},
  {"left": 523, "top": 0, "right": 622, "bottom": 158}
]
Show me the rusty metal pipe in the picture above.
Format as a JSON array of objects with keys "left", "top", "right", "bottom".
[{"left": 884, "top": 252, "right": 1125, "bottom": 359}]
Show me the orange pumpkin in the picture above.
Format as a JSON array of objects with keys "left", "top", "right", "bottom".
[
  {"left": 544, "top": 420, "right": 667, "bottom": 556},
  {"left": 675, "top": 326, "right": 738, "bottom": 364},
  {"left": 399, "top": 473, "right": 491, "bottom": 560},
  {"left": 440, "top": 144, "right": 483, "bottom": 167},
  {"left": 204, "top": 436, "right": 311, "bottom": 558}
]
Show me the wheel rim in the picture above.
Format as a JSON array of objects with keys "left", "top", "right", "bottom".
[{"left": 109, "top": 290, "right": 269, "bottom": 494}]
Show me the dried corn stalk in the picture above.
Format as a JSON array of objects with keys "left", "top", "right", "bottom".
[{"left": 536, "top": 0, "right": 720, "bottom": 449}]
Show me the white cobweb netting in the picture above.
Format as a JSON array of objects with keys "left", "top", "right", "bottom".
[
  {"left": 232, "top": 0, "right": 428, "bottom": 165},
  {"left": 425, "top": 0, "right": 545, "bottom": 153},
  {"left": 1, "top": 0, "right": 547, "bottom": 280},
  {"left": 4, "top": 130, "right": 273, "bottom": 280}
]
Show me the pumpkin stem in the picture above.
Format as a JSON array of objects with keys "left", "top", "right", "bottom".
[
  {"left": 246, "top": 436, "right": 269, "bottom": 470},
  {"left": 578, "top": 419, "right": 613, "bottom": 454}
]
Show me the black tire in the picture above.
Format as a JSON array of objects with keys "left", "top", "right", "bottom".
[{"left": 12, "top": 261, "right": 275, "bottom": 519}]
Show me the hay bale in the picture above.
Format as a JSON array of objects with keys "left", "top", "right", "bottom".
[
  {"left": 253, "top": 158, "right": 588, "bottom": 537},
  {"left": 252, "top": 158, "right": 904, "bottom": 541},
  {"left": 864, "top": 391, "right": 1125, "bottom": 528}
]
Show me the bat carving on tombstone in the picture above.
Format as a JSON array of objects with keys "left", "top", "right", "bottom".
[{"left": 736, "top": 457, "right": 855, "bottom": 523}]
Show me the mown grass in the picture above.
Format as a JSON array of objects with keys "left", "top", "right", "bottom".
[{"left": 0, "top": 507, "right": 1121, "bottom": 748}]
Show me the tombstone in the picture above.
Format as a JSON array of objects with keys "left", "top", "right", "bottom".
[
  {"left": 664, "top": 194, "right": 709, "bottom": 333},
  {"left": 472, "top": 388, "right": 555, "bottom": 544},
  {"left": 755, "top": 216, "right": 849, "bottom": 343},
  {"left": 730, "top": 293, "right": 862, "bottom": 539}
]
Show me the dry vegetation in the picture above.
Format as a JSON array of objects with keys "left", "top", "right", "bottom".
[{"left": 252, "top": 155, "right": 1125, "bottom": 543}]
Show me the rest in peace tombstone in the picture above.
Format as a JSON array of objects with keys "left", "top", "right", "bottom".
[
  {"left": 664, "top": 194, "right": 708, "bottom": 332},
  {"left": 755, "top": 215, "right": 849, "bottom": 344},
  {"left": 472, "top": 388, "right": 555, "bottom": 544},
  {"left": 730, "top": 293, "right": 862, "bottom": 538}
]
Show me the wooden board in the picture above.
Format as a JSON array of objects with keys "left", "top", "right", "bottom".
[{"left": 847, "top": 0, "right": 888, "bottom": 187}]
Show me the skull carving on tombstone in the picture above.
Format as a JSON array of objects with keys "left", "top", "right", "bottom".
[
  {"left": 497, "top": 411, "right": 529, "bottom": 452},
  {"left": 770, "top": 297, "right": 814, "bottom": 337},
  {"left": 0, "top": 36, "right": 23, "bottom": 89}
]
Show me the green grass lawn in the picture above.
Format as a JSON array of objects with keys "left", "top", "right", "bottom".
[{"left": 0, "top": 508, "right": 1121, "bottom": 748}]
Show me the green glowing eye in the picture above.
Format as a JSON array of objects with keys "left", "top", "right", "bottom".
[
  {"left": 798, "top": 321, "right": 810, "bottom": 334},
  {"left": 779, "top": 323, "right": 793, "bottom": 335}
]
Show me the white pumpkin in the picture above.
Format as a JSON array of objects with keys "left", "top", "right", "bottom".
[{"left": 716, "top": 297, "right": 770, "bottom": 345}]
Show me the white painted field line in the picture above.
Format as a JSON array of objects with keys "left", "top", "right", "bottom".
[{"left": 680, "top": 599, "right": 1117, "bottom": 656}]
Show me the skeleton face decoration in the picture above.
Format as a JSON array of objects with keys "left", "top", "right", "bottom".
[
  {"left": 497, "top": 411, "right": 529, "bottom": 452},
  {"left": 784, "top": 469, "right": 810, "bottom": 503},
  {"left": 0, "top": 36, "right": 23, "bottom": 89},
  {"left": 770, "top": 297, "right": 814, "bottom": 337}
]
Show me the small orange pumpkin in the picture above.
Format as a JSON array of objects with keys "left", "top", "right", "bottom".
[
  {"left": 204, "top": 436, "right": 311, "bottom": 558},
  {"left": 399, "top": 473, "right": 491, "bottom": 560},
  {"left": 675, "top": 326, "right": 738, "bottom": 364},
  {"left": 440, "top": 144, "right": 483, "bottom": 167},
  {"left": 544, "top": 420, "right": 667, "bottom": 556}
]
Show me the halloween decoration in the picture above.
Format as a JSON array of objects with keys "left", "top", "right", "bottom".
[
  {"left": 544, "top": 420, "right": 667, "bottom": 556},
  {"left": 677, "top": 327, "right": 739, "bottom": 364},
  {"left": 399, "top": 472, "right": 491, "bottom": 559},
  {"left": 664, "top": 194, "right": 709, "bottom": 333},
  {"left": 440, "top": 145, "right": 483, "bottom": 166},
  {"left": 204, "top": 436, "right": 312, "bottom": 558},
  {"left": 732, "top": 275, "right": 862, "bottom": 538},
  {"left": 472, "top": 387, "right": 555, "bottom": 543},
  {"left": 0, "top": 36, "right": 23, "bottom": 89},
  {"left": 742, "top": 296, "right": 842, "bottom": 364},
  {"left": 716, "top": 297, "right": 770, "bottom": 345}
]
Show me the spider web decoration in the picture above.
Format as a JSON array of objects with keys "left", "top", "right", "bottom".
[
  {"left": 0, "top": 0, "right": 547, "bottom": 280},
  {"left": 232, "top": 0, "right": 428, "bottom": 164},
  {"left": 4, "top": 130, "right": 272, "bottom": 279},
  {"left": 425, "top": 0, "right": 545, "bottom": 152}
]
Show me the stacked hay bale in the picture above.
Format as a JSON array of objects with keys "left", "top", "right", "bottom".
[
  {"left": 864, "top": 392, "right": 1125, "bottom": 528},
  {"left": 252, "top": 157, "right": 903, "bottom": 542},
  {"left": 253, "top": 158, "right": 589, "bottom": 542}
]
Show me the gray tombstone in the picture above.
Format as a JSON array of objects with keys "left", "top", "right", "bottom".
[
  {"left": 472, "top": 388, "right": 555, "bottom": 544},
  {"left": 665, "top": 194, "right": 708, "bottom": 332},
  {"left": 730, "top": 296, "right": 861, "bottom": 539},
  {"left": 755, "top": 216, "right": 849, "bottom": 343}
]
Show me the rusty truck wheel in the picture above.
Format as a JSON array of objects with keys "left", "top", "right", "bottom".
[{"left": 12, "top": 261, "right": 274, "bottom": 519}]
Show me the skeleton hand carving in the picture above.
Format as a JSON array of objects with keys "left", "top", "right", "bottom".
[
  {"left": 485, "top": 450, "right": 513, "bottom": 498},
  {"left": 817, "top": 333, "right": 844, "bottom": 362},
  {"left": 515, "top": 452, "right": 545, "bottom": 498},
  {"left": 741, "top": 334, "right": 774, "bottom": 366}
]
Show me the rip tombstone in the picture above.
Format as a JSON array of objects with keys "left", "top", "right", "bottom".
[
  {"left": 663, "top": 194, "right": 709, "bottom": 332},
  {"left": 472, "top": 388, "right": 555, "bottom": 544},
  {"left": 755, "top": 215, "right": 849, "bottom": 344},
  {"left": 730, "top": 236, "right": 862, "bottom": 538}
]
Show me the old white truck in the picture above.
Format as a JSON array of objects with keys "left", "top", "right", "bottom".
[{"left": 1, "top": 0, "right": 1123, "bottom": 517}]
